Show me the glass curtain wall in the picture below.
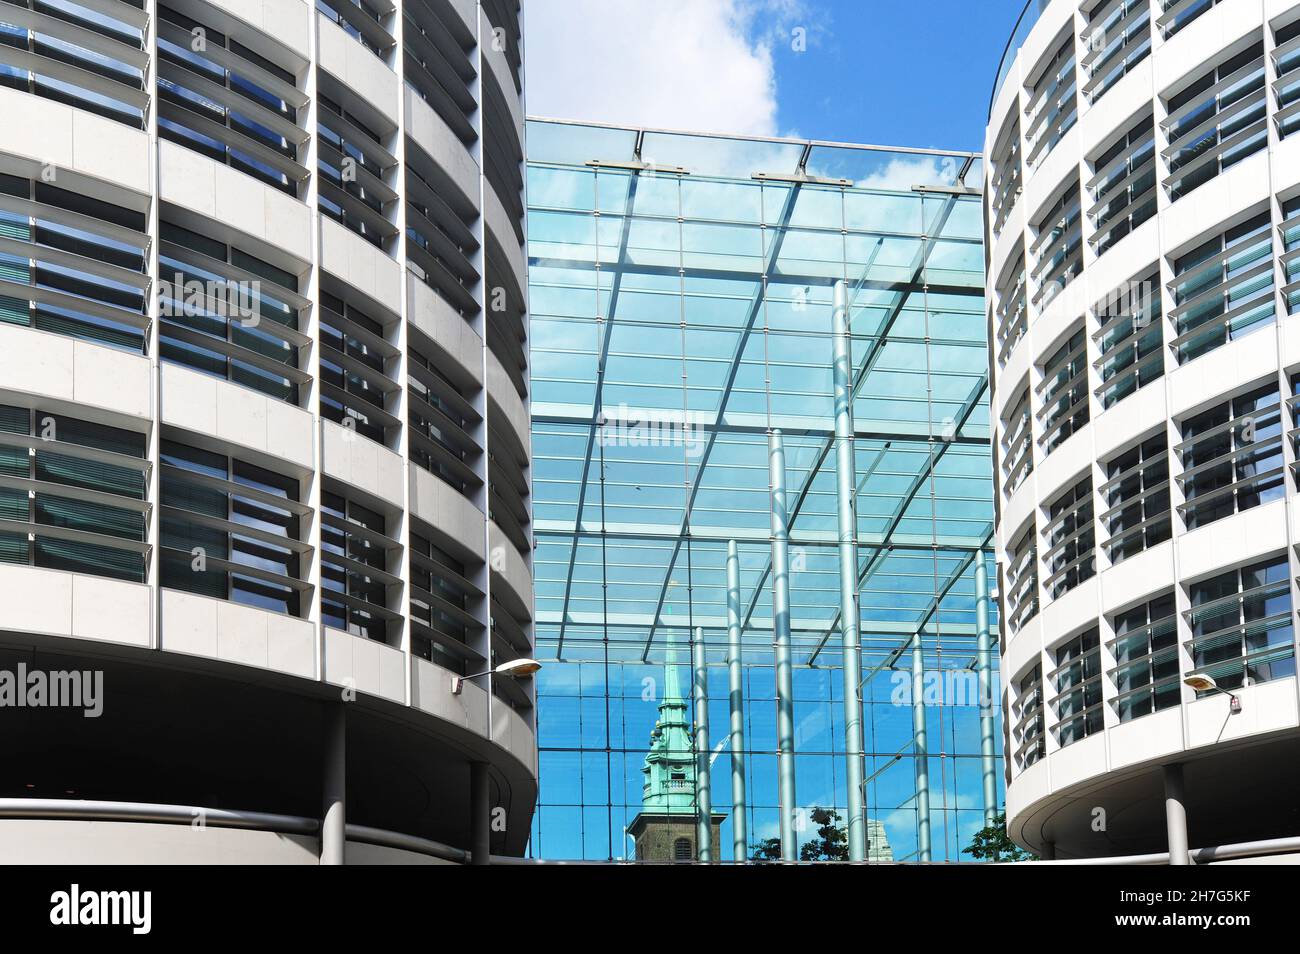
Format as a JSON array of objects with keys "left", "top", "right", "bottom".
[{"left": 526, "top": 120, "right": 998, "bottom": 862}]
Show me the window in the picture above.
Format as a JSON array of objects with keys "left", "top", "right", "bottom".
[
  {"left": 402, "top": 0, "right": 478, "bottom": 143},
  {"left": 1049, "top": 628, "right": 1103, "bottom": 747},
  {"left": 0, "top": 0, "right": 148, "bottom": 127},
  {"left": 408, "top": 334, "right": 483, "bottom": 498},
  {"left": 1282, "top": 196, "right": 1300, "bottom": 315},
  {"left": 1163, "top": 42, "right": 1266, "bottom": 200},
  {"left": 405, "top": 161, "right": 481, "bottom": 317},
  {"left": 1110, "top": 592, "right": 1179, "bottom": 722},
  {"left": 1170, "top": 212, "right": 1273, "bottom": 364},
  {"left": 1177, "top": 383, "right": 1282, "bottom": 530},
  {"left": 1006, "top": 521, "right": 1039, "bottom": 633},
  {"left": 410, "top": 527, "right": 483, "bottom": 675},
  {"left": 988, "top": 112, "right": 1021, "bottom": 238},
  {"left": 1186, "top": 557, "right": 1295, "bottom": 691},
  {"left": 1038, "top": 324, "right": 1089, "bottom": 456},
  {"left": 1013, "top": 665, "right": 1045, "bottom": 769},
  {"left": 0, "top": 173, "right": 149, "bottom": 352},
  {"left": 1286, "top": 375, "right": 1300, "bottom": 491},
  {"left": 1082, "top": 0, "right": 1152, "bottom": 104},
  {"left": 673, "top": 838, "right": 692, "bottom": 861},
  {"left": 1044, "top": 477, "right": 1094, "bottom": 599},
  {"left": 156, "top": 5, "right": 309, "bottom": 195},
  {"left": 0, "top": 405, "right": 147, "bottom": 581},
  {"left": 1000, "top": 384, "right": 1033, "bottom": 497},
  {"left": 1087, "top": 114, "right": 1156, "bottom": 257},
  {"left": 317, "top": 91, "right": 399, "bottom": 250},
  {"left": 1030, "top": 180, "right": 1082, "bottom": 307},
  {"left": 321, "top": 487, "right": 402, "bottom": 643},
  {"left": 1024, "top": 31, "right": 1078, "bottom": 169},
  {"left": 319, "top": 286, "right": 400, "bottom": 446},
  {"left": 317, "top": 0, "right": 395, "bottom": 61},
  {"left": 489, "top": 431, "right": 531, "bottom": 557},
  {"left": 1158, "top": 0, "right": 1222, "bottom": 38},
  {"left": 994, "top": 246, "right": 1027, "bottom": 367},
  {"left": 484, "top": 78, "right": 525, "bottom": 247},
  {"left": 160, "top": 440, "right": 307, "bottom": 615},
  {"left": 1094, "top": 268, "right": 1162, "bottom": 409},
  {"left": 158, "top": 219, "right": 308, "bottom": 404},
  {"left": 1277, "top": 19, "right": 1300, "bottom": 139},
  {"left": 1101, "top": 435, "right": 1171, "bottom": 564}
]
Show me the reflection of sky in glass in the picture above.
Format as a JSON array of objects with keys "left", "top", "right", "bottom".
[{"left": 527, "top": 121, "right": 998, "bottom": 862}]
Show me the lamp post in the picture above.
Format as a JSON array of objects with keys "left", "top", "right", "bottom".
[
  {"left": 450, "top": 657, "right": 543, "bottom": 695},
  {"left": 1183, "top": 673, "right": 1242, "bottom": 714},
  {"left": 450, "top": 657, "right": 542, "bottom": 865}
]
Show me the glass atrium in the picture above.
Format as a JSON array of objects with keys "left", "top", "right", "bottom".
[{"left": 525, "top": 119, "right": 998, "bottom": 862}]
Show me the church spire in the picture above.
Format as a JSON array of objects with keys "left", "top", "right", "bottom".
[{"left": 640, "top": 634, "right": 697, "bottom": 813}]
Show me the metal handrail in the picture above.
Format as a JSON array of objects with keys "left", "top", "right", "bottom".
[
  {"left": 1020, "top": 833, "right": 1300, "bottom": 865},
  {"left": 0, "top": 798, "right": 473, "bottom": 863}
]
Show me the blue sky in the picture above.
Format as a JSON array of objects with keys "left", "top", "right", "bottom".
[{"left": 525, "top": 0, "right": 1028, "bottom": 153}]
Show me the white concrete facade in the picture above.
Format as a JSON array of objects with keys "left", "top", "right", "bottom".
[
  {"left": 986, "top": 0, "right": 1300, "bottom": 856},
  {"left": 0, "top": 0, "right": 532, "bottom": 862}
]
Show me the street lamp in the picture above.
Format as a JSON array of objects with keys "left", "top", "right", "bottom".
[
  {"left": 1183, "top": 673, "right": 1242, "bottom": 714},
  {"left": 451, "top": 657, "right": 542, "bottom": 695}
]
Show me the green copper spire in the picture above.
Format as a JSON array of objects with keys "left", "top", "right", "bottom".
[{"left": 641, "top": 636, "right": 698, "bottom": 814}]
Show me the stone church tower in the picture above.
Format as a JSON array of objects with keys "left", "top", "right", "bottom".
[{"left": 626, "top": 642, "right": 724, "bottom": 861}]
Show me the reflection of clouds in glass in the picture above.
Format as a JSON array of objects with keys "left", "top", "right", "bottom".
[
  {"left": 854, "top": 155, "right": 963, "bottom": 192},
  {"left": 879, "top": 792, "right": 986, "bottom": 856},
  {"left": 533, "top": 658, "right": 581, "bottom": 693},
  {"left": 527, "top": 165, "right": 593, "bottom": 211}
]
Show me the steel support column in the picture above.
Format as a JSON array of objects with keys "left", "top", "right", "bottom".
[
  {"left": 912, "top": 634, "right": 931, "bottom": 862},
  {"left": 769, "top": 429, "right": 797, "bottom": 861},
  {"left": 321, "top": 704, "right": 346, "bottom": 865},
  {"left": 692, "top": 626, "right": 713, "bottom": 862},
  {"left": 1165, "top": 763, "right": 1189, "bottom": 866},
  {"left": 975, "top": 549, "right": 998, "bottom": 826},
  {"left": 726, "top": 539, "right": 747, "bottom": 861},
  {"left": 831, "top": 279, "right": 867, "bottom": 862},
  {"left": 471, "top": 761, "right": 491, "bottom": 865}
]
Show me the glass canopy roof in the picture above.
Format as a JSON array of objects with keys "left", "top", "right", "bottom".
[{"left": 527, "top": 119, "right": 995, "bottom": 670}]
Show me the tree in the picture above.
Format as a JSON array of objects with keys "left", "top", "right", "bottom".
[
  {"left": 749, "top": 807, "right": 848, "bottom": 862},
  {"left": 963, "top": 811, "right": 1035, "bottom": 862},
  {"left": 800, "top": 808, "right": 848, "bottom": 861}
]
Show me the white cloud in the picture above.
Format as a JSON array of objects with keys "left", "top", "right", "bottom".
[
  {"left": 523, "top": 0, "right": 803, "bottom": 137},
  {"left": 853, "top": 155, "right": 963, "bottom": 191}
]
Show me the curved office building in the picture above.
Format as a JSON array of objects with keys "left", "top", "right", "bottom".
[
  {"left": 987, "top": 0, "right": 1300, "bottom": 859},
  {"left": 0, "top": 0, "right": 534, "bottom": 863}
]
